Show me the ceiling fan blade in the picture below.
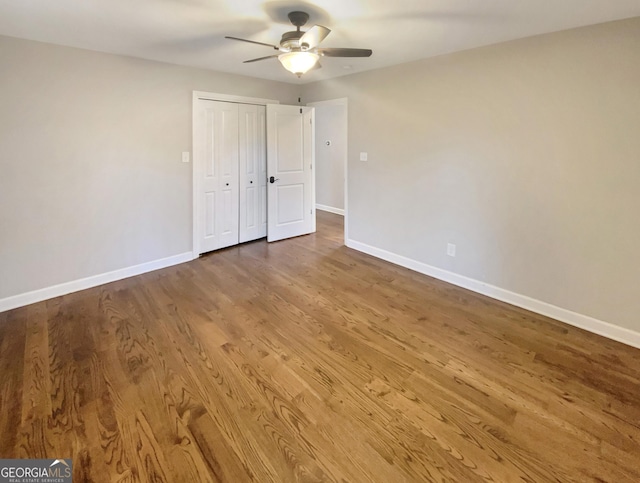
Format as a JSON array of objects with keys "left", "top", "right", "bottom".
[
  {"left": 299, "top": 25, "right": 331, "bottom": 50},
  {"left": 317, "top": 48, "right": 372, "bottom": 57},
  {"left": 243, "top": 55, "right": 279, "bottom": 63},
  {"left": 225, "top": 36, "right": 279, "bottom": 50}
]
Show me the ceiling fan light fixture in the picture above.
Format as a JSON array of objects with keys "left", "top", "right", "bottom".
[{"left": 278, "top": 52, "right": 319, "bottom": 77}]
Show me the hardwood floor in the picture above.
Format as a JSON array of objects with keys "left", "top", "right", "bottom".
[{"left": 1, "top": 211, "right": 639, "bottom": 482}]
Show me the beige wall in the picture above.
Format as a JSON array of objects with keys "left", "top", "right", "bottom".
[
  {"left": 0, "top": 35, "right": 298, "bottom": 300},
  {"left": 302, "top": 17, "right": 640, "bottom": 333}
]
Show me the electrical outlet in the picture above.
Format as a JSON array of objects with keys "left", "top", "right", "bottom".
[
  {"left": 182, "top": 151, "right": 190, "bottom": 163},
  {"left": 447, "top": 243, "right": 456, "bottom": 257},
  {"left": 360, "top": 152, "right": 368, "bottom": 161}
]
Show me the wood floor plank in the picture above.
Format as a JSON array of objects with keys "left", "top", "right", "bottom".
[
  {"left": 21, "top": 303, "right": 51, "bottom": 424},
  {"left": 1, "top": 307, "right": 27, "bottom": 457},
  {"left": 1, "top": 211, "right": 640, "bottom": 481}
]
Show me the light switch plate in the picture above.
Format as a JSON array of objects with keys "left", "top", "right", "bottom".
[
  {"left": 447, "top": 243, "right": 456, "bottom": 257},
  {"left": 360, "top": 152, "right": 368, "bottom": 161},
  {"left": 182, "top": 152, "right": 190, "bottom": 163}
]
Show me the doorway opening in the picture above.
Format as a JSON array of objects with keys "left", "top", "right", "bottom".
[{"left": 307, "top": 98, "right": 348, "bottom": 244}]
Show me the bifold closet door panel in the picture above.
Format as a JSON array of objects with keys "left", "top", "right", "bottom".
[
  {"left": 199, "top": 100, "right": 240, "bottom": 253},
  {"left": 239, "top": 104, "right": 267, "bottom": 243}
]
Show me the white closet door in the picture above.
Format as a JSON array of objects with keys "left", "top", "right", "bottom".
[
  {"left": 196, "top": 100, "right": 239, "bottom": 253},
  {"left": 239, "top": 104, "right": 267, "bottom": 243}
]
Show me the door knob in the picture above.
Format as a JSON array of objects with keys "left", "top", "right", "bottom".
[{"left": 269, "top": 176, "right": 279, "bottom": 184}]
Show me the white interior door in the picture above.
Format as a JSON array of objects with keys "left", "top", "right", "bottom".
[
  {"left": 195, "top": 99, "right": 239, "bottom": 253},
  {"left": 239, "top": 104, "right": 267, "bottom": 243},
  {"left": 266, "top": 105, "right": 315, "bottom": 242}
]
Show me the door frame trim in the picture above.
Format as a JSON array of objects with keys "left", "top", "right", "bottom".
[
  {"left": 306, "top": 97, "right": 348, "bottom": 245},
  {"left": 192, "top": 91, "right": 280, "bottom": 258}
]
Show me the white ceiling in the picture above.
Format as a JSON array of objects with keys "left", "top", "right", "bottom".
[{"left": 0, "top": 0, "right": 639, "bottom": 84}]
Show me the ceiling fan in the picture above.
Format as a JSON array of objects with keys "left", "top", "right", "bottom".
[{"left": 225, "top": 11, "right": 373, "bottom": 78}]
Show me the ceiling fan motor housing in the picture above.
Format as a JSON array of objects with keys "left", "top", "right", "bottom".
[{"left": 280, "top": 30, "right": 304, "bottom": 51}]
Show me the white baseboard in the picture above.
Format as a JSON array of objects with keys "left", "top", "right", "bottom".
[
  {"left": 0, "top": 252, "right": 194, "bottom": 313},
  {"left": 316, "top": 204, "right": 345, "bottom": 216},
  {"left": 346, "top": 239, "right": 640, "bottom": 350}
]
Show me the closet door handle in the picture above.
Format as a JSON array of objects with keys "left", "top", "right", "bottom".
[{"left": 269, "top": 176, "right": 279, "bottom": 184}]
